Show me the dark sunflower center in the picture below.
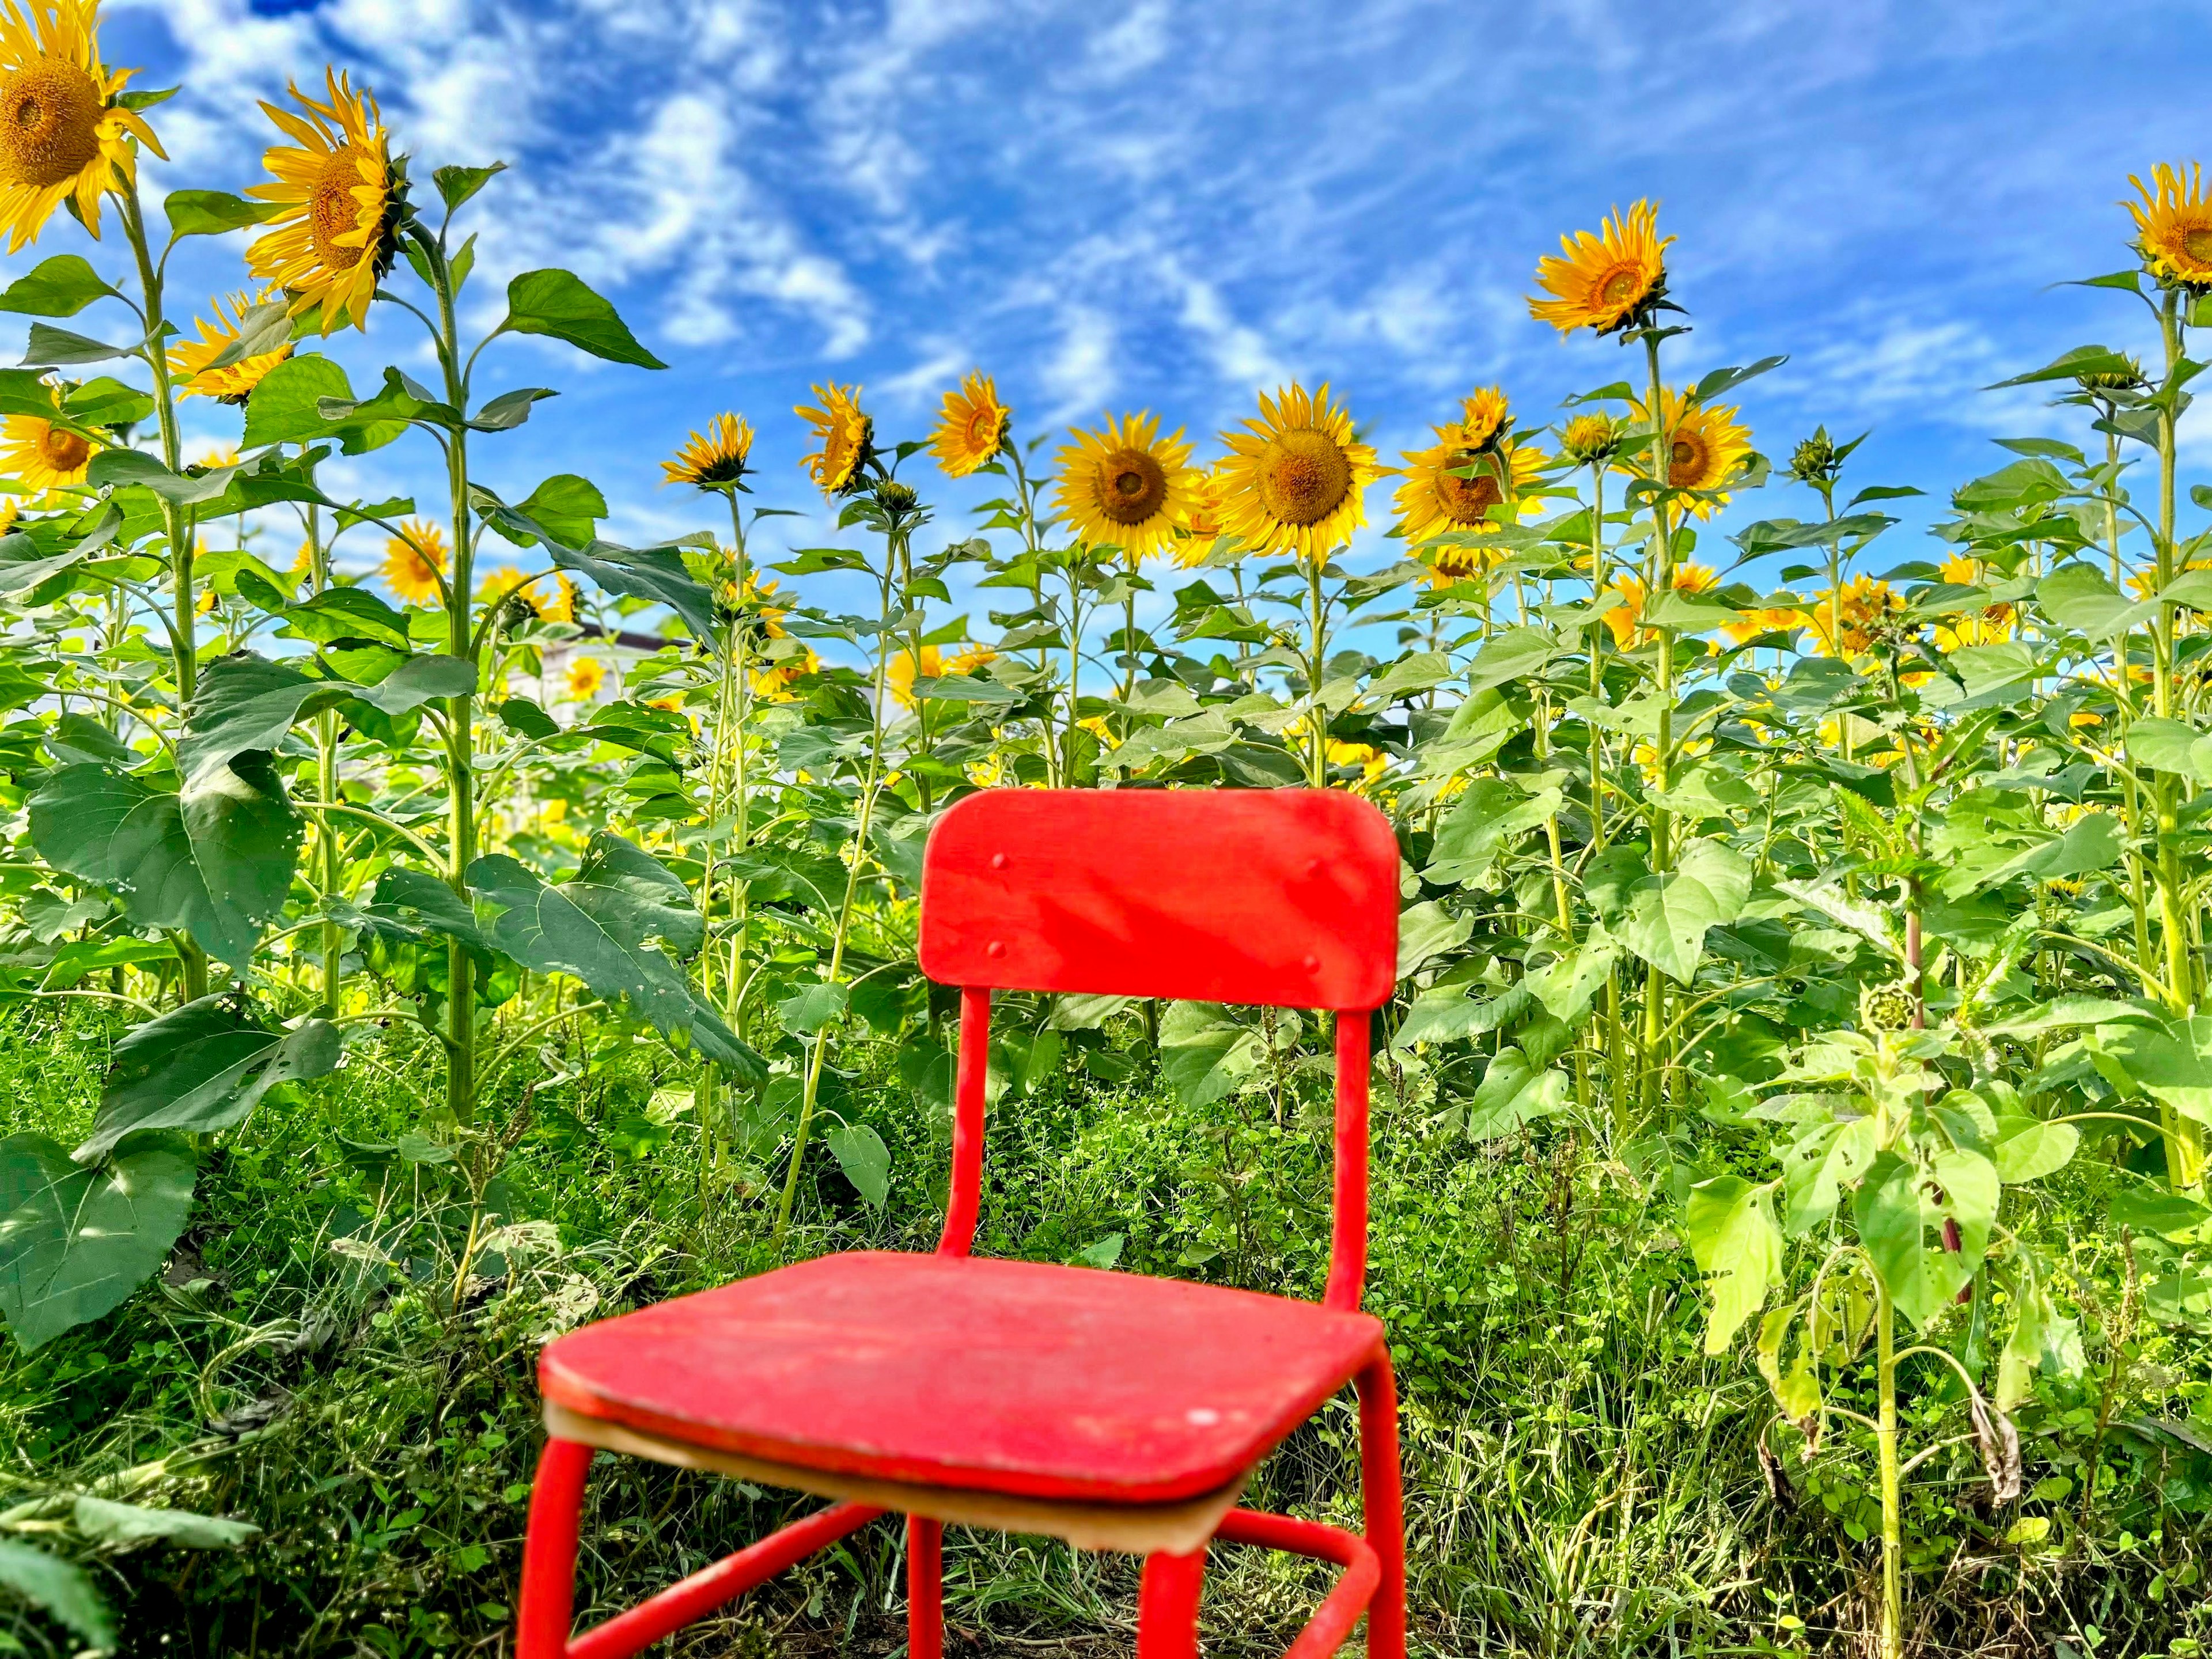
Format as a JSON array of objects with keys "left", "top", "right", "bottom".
[
  {"left": 1099, "top": 449, "right": 1166, "bottom": 525},
  {"left": 37, "top": 425, "right": 88, "bottom": 472},
  {"left": 0, "top": 62, "right": 104, "bottom": 188},
  {"left": 1257, "top": 429, "right": 1351, "bottom": 527},
  {"left": 2183, "top": 227, "right": 2212, "bottom": 263},
  {"left": 964, "top": 406, "right": 1001, "bottom": 450},
  {"left": 1669, "top": 431, "right": 1709, "bottom": 487},
  {"left": 1436, "top": 453, "right": 1503, "bottom": 524},
  {"left": 1597, "top": 265, "right": 1644, "bottom": 306},
  {"left": 309, "top": 146, "right": 376, "bottom": 270}
]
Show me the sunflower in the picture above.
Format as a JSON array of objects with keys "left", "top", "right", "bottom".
[
  {"left": 1053, "top": 410, "right": 1200, "bottom": 562},
  {"left": 717, "top": 571, "right": 790, "bottom": 639},
  {"left": 1807, "top": 575, "right": 1905, "bottom": 661},
  {"left": 930, "top": 371, "right": 1009, "bottom": 478},
  {"left": 379, "top": 518, "right": 447, "bottom": 607},
  {"left": 1931, "top": 554, "right": 2016, "bottom": 652},
  {"left": 1396, "top": 429, "right": 1543, "bottom": 569},
  {"left": 796, "top": 382, "right": 873, "bottom": 495},
  {"left": 541, "top": 573, "right": 578, "bottom": 624},
  {"left": 1528, "top": 200, "right": 1672, "bottom": 337},
  {"left": 2126, "top": 162, "right": 2212, "bottom": 290},
  {"left": 0, "top": 0, "right": 163, "bottom": 254},
  {"left": 1172, "top": 468, "right": 1232, "bottom": 568},
  {"left": 662, "top": 412, "right": 753, "bottom": 490},
  {"left": 1215, "top": 382, "right": 1380, "bottom": 562},
  {"left": 1601, "top": 564, "right": 1718, "bottom": 649},
  {"left": 0, "top": 393, "right": 97, "bottom": 490},
  {"left": 564, "top": 655, "right": 605, "bottom": 702},
  {"left": 1459, "top": 385, "right": 1511, "bottom": 451},
  {"left": 752, "top": 645, "right": 819, "bottom": 703},
  {"left": 1722, "top": 605, "right": 1808, "bottom": 646},
  {"left": 885, "top": 642, "right": 995, "bottom": 709},
  {"left": 245, "top": 69, "right": 405, "bottom": 335},
  {"left": 1627, "top": 386, "right": 1752, "bottom": 519},
  {"left": 170, "top": 291, "right": 293, "bottom": 404}
]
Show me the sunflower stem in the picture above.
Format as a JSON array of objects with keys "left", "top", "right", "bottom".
[{"left": 1639, "top": 329, "right": 1674, "bottom": 1123}]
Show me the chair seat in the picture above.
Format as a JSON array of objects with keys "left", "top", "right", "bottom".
[{"left": 540, "top": 1252, "right": 1385, "bottom": 1506}]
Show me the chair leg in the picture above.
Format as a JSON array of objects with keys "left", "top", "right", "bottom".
[
  {"left": 1135, "top": 1545, "right": 1206, "bottom": 1659},
  {"left": 1357, "top": 1355, "right": 1408, "bottom": 1659},
  {"left": 518, "top": 1438, "right": 595, "bottom": 1659},
  {"left": 907, "top": 1515, "right": 944, "bottom": 1659}
]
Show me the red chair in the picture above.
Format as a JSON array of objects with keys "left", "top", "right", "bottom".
[{"left": 517, "top": 788, "right": 1406, "bottom": 1659}]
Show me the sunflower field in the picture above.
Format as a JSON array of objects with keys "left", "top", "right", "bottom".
[{"left": 0, "top": 7, "right": 2206, "bottom": 1658}]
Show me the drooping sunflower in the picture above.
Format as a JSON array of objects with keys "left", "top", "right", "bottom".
[
  {"left": 380, "top": 518, "right": 447, "bottom": 607},
  {"left": 1808, "top": 574, "right": 1906, "bottom": 661},
  {"left": 929, "top": 370, "right": 1009, "bottom": 478},
  {"left": 1459, "top": 385, "right": 1511, "bottom": 452},
  {"left": 796, "top": 382, "right": 873, "bottom": 495},
  {"left": 1052, "top": 410, "right": 1200, "bottom": 562},
  {"left": 662, "top": 413, "right": 753, "bottom": 490},
  {"left": 170, "top": 291, "right": 293, "bottom": 404},
  {"left": 0, "top": 0, "right": 164, "bottom": 254},
  {"left": 1215, "top": 382, "right": 1381, "bottom": 562},
  {"left": 1627, "top": 386, "right": 1753, "bottom": 519},
  {"left": 2126, "top": 162, "right": 2212, "bottom": 290},
  {"left": 1528, "top": 200, "right": 1673, "bottom": 337},
  {"left": 245, "top": 69, "right": 406, "bottom": 335},
  {"left": 0, "top": 393, "right": 97, "bottom": 490},
  {"left": 1395, "top": 429, "right": 1544, "bottom": 570},
  {"left": 752, "top": 645, "right": 819, "bottom": 703}
]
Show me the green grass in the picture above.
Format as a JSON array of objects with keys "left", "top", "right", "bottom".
[{"left": 0, "top": 1002, "right": 2203, "bottom": 1657}]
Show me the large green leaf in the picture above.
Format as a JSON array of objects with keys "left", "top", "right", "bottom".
[
  {"left": 0, "top": 253, "right": 118, "bottom": 317},
  {"left": 162, "top": 189, "right": 283, "bottom": 239},
  {"left": 0, "top": 1540, "right": 111, "bottom": 1647},
  {"left": 473, "top": 492, "right": 714, "bottom": 637},
  {"left": 824, "top": 1123, "right": 890, "bottom": 1207},
  {"left": 1780, "top": 1114, "right": 1878, "bottom": 1236},
  {"left": 177, "top": 655, "right": 353, "bottom": 791},
  {"left": 179, "top": 748, "right": 300, "bottom": 969},
  {"left": 1684, "top": 1173, "right": 1782, "bottom": 1354},
  {"left": 1614, "top": 838, "right": 1752, "bottom": 983},
  {"left": 1423, "top": 779, "right": 1563, "bottom": 884},
  {"left": 1854, "top": 1147, "right": 1997, "bottom": 1327},
  {"left": 469, "top": 836, "right": 762, "bottom": 1081},
  {"left": 2102, "top": 1014, "right": 2212, "bottom": 1123},
  {"left": 1461, "top": 1046, "right": 1568, "bottom": 1140},
  {"left": 82, "top": 998, "right": 340, "bottom": 1161},
  {"left": 2036, "top": 563, "right": 2154, "bottom": 642},
  {"left": 500, "top": 269, "right": 666, "bottom": 369},
  {"left": 71, "top": 1495, "right": 259, "bottom": 1548},
  {"left": 0, "top": 1131, "right": 194, "bottom": 1351},
  {"left": 1158, "top": 1001, "right": 1262, "bottom": 1107}
]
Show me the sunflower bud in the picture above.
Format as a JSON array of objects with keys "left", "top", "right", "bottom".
[
  {"left": 875, "top": 480, "right": 919, "bottom": 515},
  {"left": 1787, "top": 427, "right": 1843, "bottom": 487},
  {"left": 2076, "top": 355, "right": 2148, "bottom": 395},
  {"left": 1559, "top": 412, "right": 1624, "bottom": 466},
  {"left": 1858, "top": 981, "right": 1914, "bottom": 1035}
]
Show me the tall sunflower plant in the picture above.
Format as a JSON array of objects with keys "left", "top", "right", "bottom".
[{"left": 0, "top": 43, "right": 765, "bottom": 1348}]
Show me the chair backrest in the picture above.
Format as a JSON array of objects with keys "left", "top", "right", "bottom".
[{"left": 918, "top": 789, "right": 1400, "bottom": 1310}]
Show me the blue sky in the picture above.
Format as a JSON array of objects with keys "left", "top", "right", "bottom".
[{"left": 43, "top": 0, "right": 2212, "bottom": 608}]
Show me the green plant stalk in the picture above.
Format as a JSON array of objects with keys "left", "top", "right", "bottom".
[
  {"left": 2149, "top": 287, "right": 2205, "bottom": 1188},
  {"left": 421, "top": 226, "right": 479, "bottom": 1127},
  {"left": 119, "top": 181, "right": 207, "bottom": 1002},
  {"left": 1874, "top": 1269, "right": 1904, "bottom": 1659},
  {"left": 774, "top": 545, "right": 901, "bottom": 1238},
  {"left": 1005, "top": 442, "right": 1060, "bottom": 786},
  {"left": 1306, "top": 551, "right": 1330, "bottom": 787},
  {"left": 2101, "top": 421, "right": 2161, "bottom": 993},
  {"left": 698, "top": 491, "right": 755, "bottom": 1171},
  {"left": 1639, "top": 331, "right": 1674, "bottom": 1120}
]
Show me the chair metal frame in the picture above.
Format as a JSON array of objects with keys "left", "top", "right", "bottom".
[{"left": 517, "top": 787, "right": 1405, "bottom": 1659}]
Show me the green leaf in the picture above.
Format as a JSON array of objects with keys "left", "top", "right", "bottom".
[
  {"left": 1423, "top": 779, "right": 1563, "bottom": 884},
  {"left": 0, "top": 1131, "right": 194, "bottom": 1352},
  {"left": 1779, "top": 1115, "right": 1878, "bottom": 1236},
  {"left": 433, "top": 162, "right": 506, "bottom": 213},
  {"left": 1684, "top": 1173, "right": 1782, "bottom": 1354},
  {"left": 468, "top": 836, "right": 763, "bottom": 1082},
  {"left": 500, "top": 269, "right": 666, "bottom": 369},
  {"left": 21, "top": 321, "right": 131, "bottom": 366},
  {"left": 1614, "top": 839, "right": 1752, "bottom": 983},
  {"left": 1990, "top": 1115, "right": 2078, "bottom": 1184},
  {"left": 469, "top": 387, "right": 556, "bottom": 431},
  {"left": 2109, "top": 1184, "right": 2211, "bottom": 1239},
  {"left": 1463, "top": 626, "right": 1555, "bottom": 694},
  {"left": 83, "top": 999, "right": 340, "bottom": 1162},
  {"left": 2102, "top": 1014, "right": 2212, "bottom": 1123},
  {"left": 241, "top": 353, "right": 356, "bottom": 448},
  {"left": 362, "top": 866, "right": 491, "bottom": 953},
  {"left": 26, "top": 764, "right": 284, "bottom": 971},
  {"left": 278, "top": 585, "right": 414, "bottom": 650},
  {"left": 0, "top": 1540, "right": 111, "bottom": 1647},
  {"left": 1159, "top": 1002, "right": 1262, "bottom": 1107},
  {"left": 1071, "top": 1233, "right": 1125, "bottom": 1270},
  {"left": 2126, "top": 717, "right": 2212, "bottom": 783},
  {"left": 71, "top": 1496, "right": 259, "bottom": 1549},
  {"left": 0, "top": 254, "right": 118, "bottom": 317},
  {"left": 1461, "top": 1047, "right": 1568, "bottom": 1140},
  {"left": 162, "top": 190, "right": 284, "bottom": 239},
  {"left": 777, "top": 980, "right": 849, "bottom": 1035},
  {"left": 1854, "top": 1147, "right": 1997, "bottom": 1327},
  {"left": 177, "top": 655, "right": 353, "bottom": 792},
  {"left": 475, "top": 492, "right": 714, "bottom": 637},
  {"left": 823, "top": 1123, "right": 889, "bottom": 1207},
  {"left": 85, "top": 446, "right": 238, "bottom": 506},
  {"left": 1395, "top": 899, "right": 1471, "bottom": 979},
  {"left": 346, "top": 653, "right": 476, "bottom": 715},
  {"left": 513, "top": 474, "right": 607, "bottom": 550},
  {"left": 1977, "top": 812, "right": 2124, "bottom": 890},
  {"left": 2036, "top": 563, "right": 2154, "bottom": 642}
]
